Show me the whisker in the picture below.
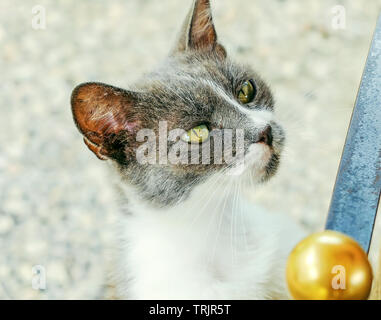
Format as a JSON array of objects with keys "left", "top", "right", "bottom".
[{"left": 205, "top": 177, "right": 233, "bottom": 272}]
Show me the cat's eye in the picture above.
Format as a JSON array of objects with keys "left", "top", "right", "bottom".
[
  {"left": 238, "top": 80, "right": 257, "bottom": 104},
  {"left": 181, "top": 124, "right": 209, "bottom": 144}
]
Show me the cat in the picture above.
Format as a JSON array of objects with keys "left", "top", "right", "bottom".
[{"left": 71, "top": 0, "right": 306, "bottom": 299}]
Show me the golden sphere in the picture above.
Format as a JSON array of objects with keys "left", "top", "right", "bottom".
[{"left": 286, "top": 231, "right": 373, "bottom": 300}]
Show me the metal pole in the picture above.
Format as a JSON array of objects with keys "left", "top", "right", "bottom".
[{"left": 325, "top": 14, "right": 381, "bottom": 253}]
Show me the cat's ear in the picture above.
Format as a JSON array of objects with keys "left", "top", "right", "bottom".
[
  {"left": 71, "top": 82, "right": 141, "bottom": 162},
  {"left": 172, "top": 0, "right": 226, "bottom": 58}
]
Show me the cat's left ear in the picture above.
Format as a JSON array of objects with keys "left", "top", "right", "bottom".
[
  {"left": 71, "top": 82, "right": 142, "bottom": 162},
  {"left": 172, "top": 0, "right": 226, "bottom": 58}
]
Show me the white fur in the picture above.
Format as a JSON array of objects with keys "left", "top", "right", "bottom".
[
  {"left": 112, "top": 81, "right": 306, "bottom": 300},
  {"left": 114, "top": 152, "right": 306, "bottom": 300}
]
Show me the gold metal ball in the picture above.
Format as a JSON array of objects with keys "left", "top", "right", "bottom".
[{"left": 286, "top": 231, "right": 373, "bottom": 300}]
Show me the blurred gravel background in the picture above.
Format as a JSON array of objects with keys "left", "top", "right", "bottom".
[{"left": 1, "top": 0, "right": 380, "bottom": 299}]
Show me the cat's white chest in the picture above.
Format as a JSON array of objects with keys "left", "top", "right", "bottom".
[{"left": 115, "top": 181, "right": 305, "bottom": 300}]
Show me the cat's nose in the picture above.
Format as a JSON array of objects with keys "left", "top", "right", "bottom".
[{"left": 255, "top": 125, "right": 273, "bottom": 146}]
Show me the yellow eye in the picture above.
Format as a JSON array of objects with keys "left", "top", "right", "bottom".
[
  {"left": 238, "top": 80, "right": 256, "bottom": 104},
  {"left": 181, "top": 124, "right": 209, "bottom": 144}
]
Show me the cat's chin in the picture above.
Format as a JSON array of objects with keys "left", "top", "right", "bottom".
[{"left": 227, "top": 143, "right": 280, "bottom": 184}]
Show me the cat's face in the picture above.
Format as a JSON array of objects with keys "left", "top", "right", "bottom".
[{"left": 71, "top": 0, "right": 285, "bottom": 207}]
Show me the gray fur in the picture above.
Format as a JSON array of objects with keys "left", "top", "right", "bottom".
[{"left": 71, "top": 0, "right": 285, "bottom": 208}]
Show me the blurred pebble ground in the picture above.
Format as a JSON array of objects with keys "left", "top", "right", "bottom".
[{"left": 0, "top": 0, "right": 381, "bottom": 299}]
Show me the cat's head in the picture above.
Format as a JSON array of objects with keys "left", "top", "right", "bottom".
[{"left": 71, "top": 0, "right": 285, "bottom": 207}]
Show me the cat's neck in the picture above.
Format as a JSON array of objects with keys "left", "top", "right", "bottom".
[{"left": 118, "top": 175, "right": 250, "bottom": 225}]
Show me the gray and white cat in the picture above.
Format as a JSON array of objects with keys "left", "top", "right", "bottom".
[{"left": 71, "top": 0, "right": 305, "bottom": 299}]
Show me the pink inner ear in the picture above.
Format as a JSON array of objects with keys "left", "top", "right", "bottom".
[
  {"left": 124, "top": 121, "right": 139, "bottom": 133},
  {"left": 71, "top": 83, "right": 139, "bottom": 147},
  {"left": 189, "top": 0, "right": 217, "bottom": 51}
]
